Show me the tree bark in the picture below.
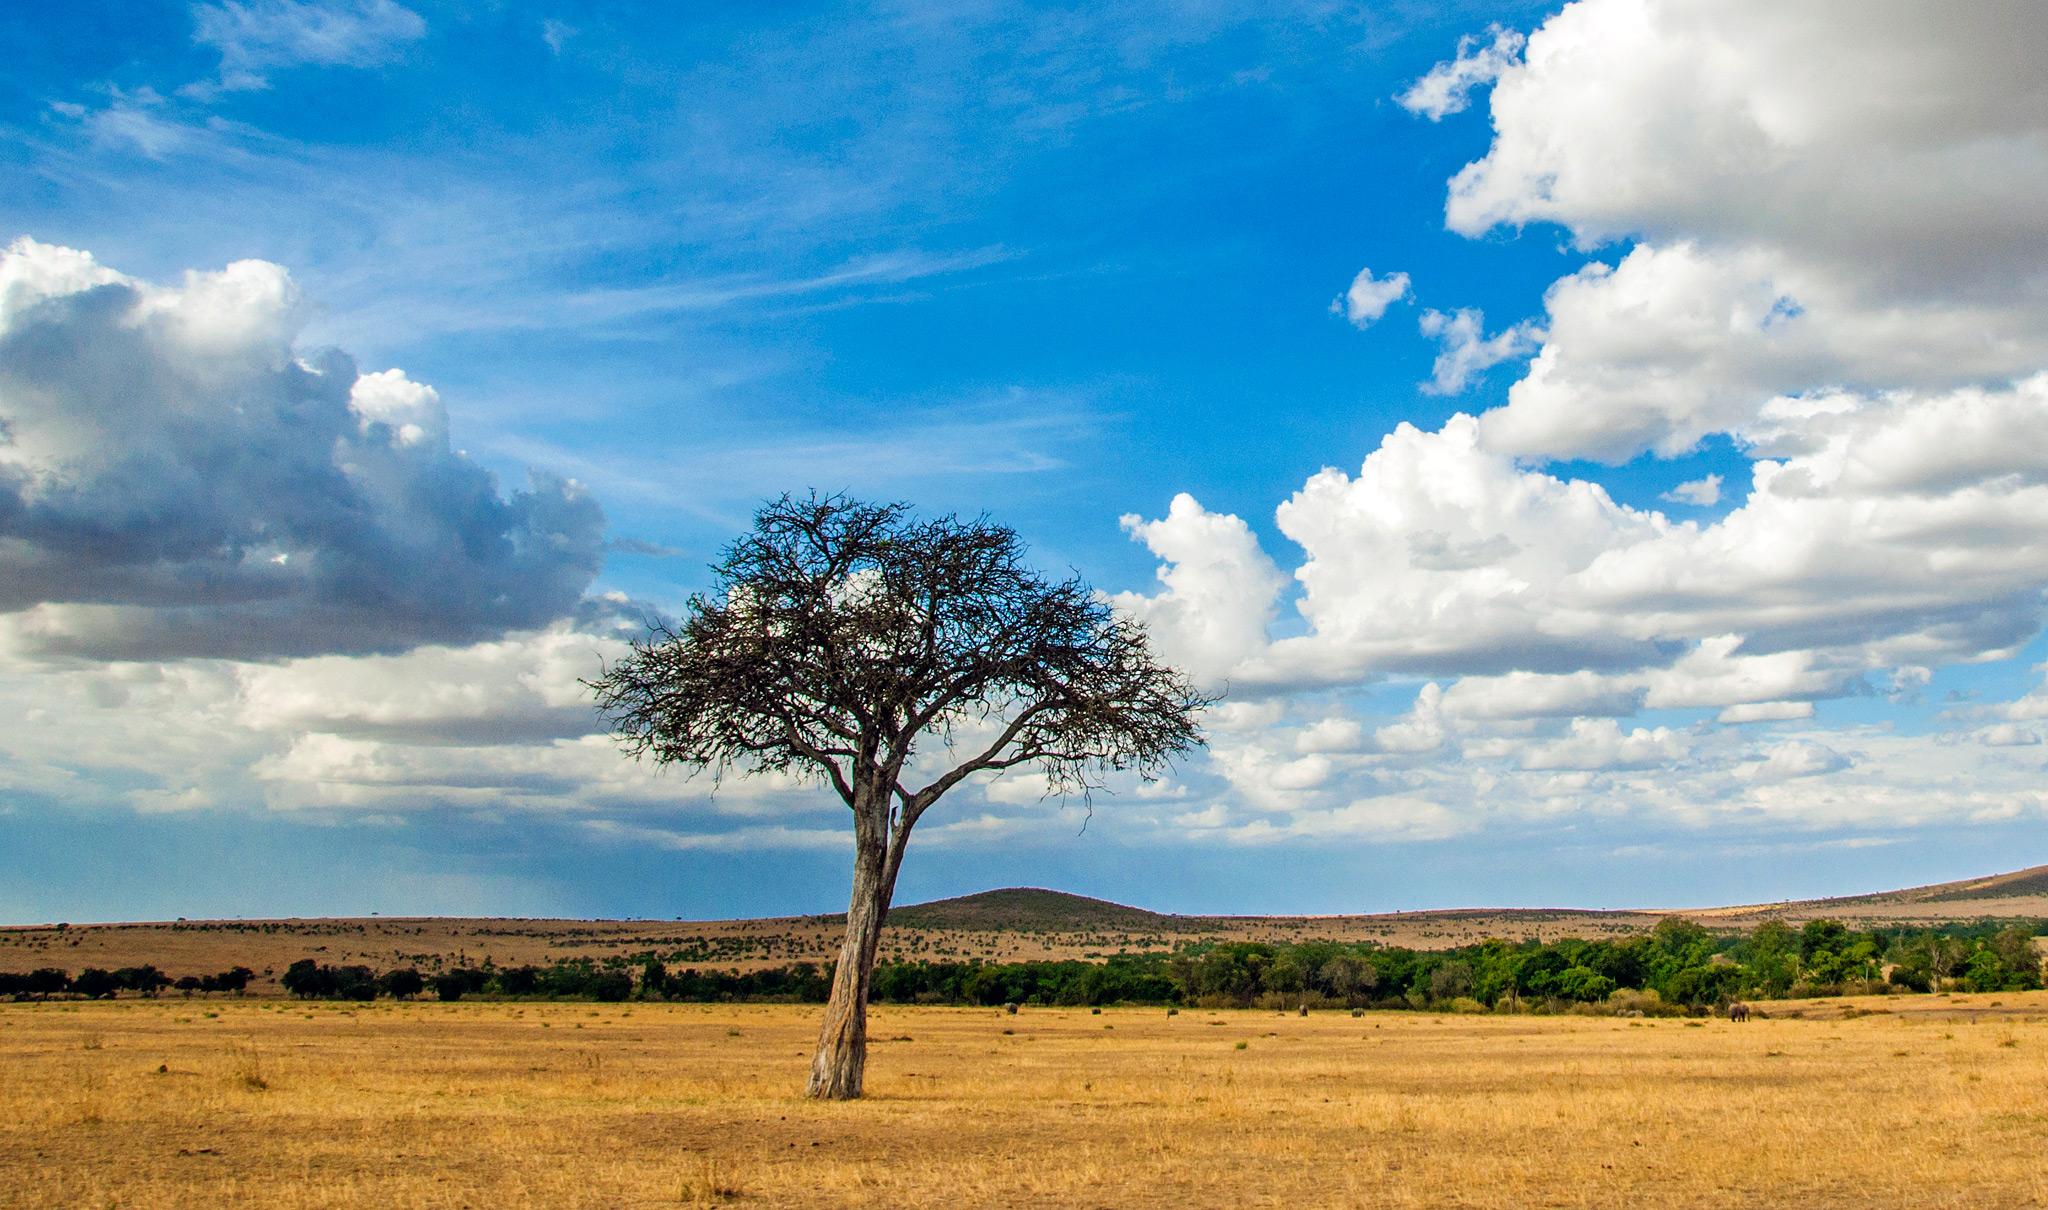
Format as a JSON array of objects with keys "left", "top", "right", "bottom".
[{"left": 807, "top": 808, "right": 891, "bottom": 1100}]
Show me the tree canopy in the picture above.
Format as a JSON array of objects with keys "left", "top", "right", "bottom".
[{"left": 589, "top": 493, "right": 1204, "bottom": 822}]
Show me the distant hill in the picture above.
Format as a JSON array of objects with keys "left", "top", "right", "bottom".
[
  {"left": 1690, "top": 863, "right": 2048, "bottom": 920},
  {"left": 1884, "top": 864, "right": 2048, "bottom": 904},
  {"left": 887, "top": 887, "right": 1172, "bottom": 932},
  {"left": 880, "top": 864, "right": 2048, "bottom": 936},
  {"left": 1802, "top": 859, "right": 2048, "bottom": 909}
]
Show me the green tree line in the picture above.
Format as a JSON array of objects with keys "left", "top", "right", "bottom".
[
  {"left": 5, "top": 919, "right": 2040, "bottom": 1009},
  {"left": 0, "top": 965, "right": 249, "bottom": 999}
]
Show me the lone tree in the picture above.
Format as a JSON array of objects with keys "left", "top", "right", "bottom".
[{"left": 588, "top": 493, "right": 1206, "bottom": 1099}]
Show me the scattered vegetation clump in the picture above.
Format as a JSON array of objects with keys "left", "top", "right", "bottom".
[{"left": 281, "top": 960, "right": 378, "bottom": 1001}]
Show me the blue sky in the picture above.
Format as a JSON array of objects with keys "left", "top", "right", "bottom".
[{"left": 5, "top": 0, "right": 2048, "bottom": 922}]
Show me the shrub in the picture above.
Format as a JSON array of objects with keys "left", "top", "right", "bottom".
[
  {"left": 203, "top": 967, "right": 254, "bottom": 995},
  {"left": 1605, "top": 988, "right": 1673, "bottom": 1017},
  {"left": 112, "top": 966, "right": 169, "bottom": 997},
  {"left": 1429, "top": 962, "right": 1475, "bottom": 1002},
  {"left": 281, "top": 959, "right": 331, "bottom": 999},
  {"left": 284, "top": 960, "right": 377, "bottom": 1000},
  {"left": 1552, "top": 966, "right": 1615, "bottom": 1002},
  {"left": 336, "top": 967, "right": 378, "bottom": 1001},
  {"left": 493, "top": 966, "right": 541, "bottom": 996},
  {"left": 71, "top": 968, "right": 118, "bottom": 999}
]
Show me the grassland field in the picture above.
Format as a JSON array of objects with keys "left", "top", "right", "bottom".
[{"left": 5, "top": 990, "right": 2047, "bottom": 1208}]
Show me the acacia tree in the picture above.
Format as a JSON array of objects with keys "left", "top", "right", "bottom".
[{"left": 588, "top": 494, "right": 1206, "bottom": 1099}]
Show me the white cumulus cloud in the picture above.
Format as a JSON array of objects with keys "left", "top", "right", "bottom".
[
  {"left": 1717, "top": 701, "right": 1814, "bottom": 725},
  {"left": 1433, "top": 0, "right": 2048, "bottom": 463},
  {"left": 1331, "top": 267, "right": 1411, "bottom": 328},
  {"left": 1397, "top": 25, "right": 1524, "bottom": 121},
  {"left": 1662, "top": 473, "right": 1721, "bottom": 507},
  {"left": 1519, "top": 718, "right": 1688, "bottom": 772},
  {"left": 0, "top": 238, "right": 605, "bottom": 662},
  {"left": 1109, "top": 492, "right": 1288, "bottom": 687},
  {"left": 1418, "top": 307, "right": 1540, "bottom": 395},
  {"left": 1977, "top": 723, "right": 2041, "bottom": 748},
  {"left": 1745, "top": 740, "right": 1851, "bottom": 784}
]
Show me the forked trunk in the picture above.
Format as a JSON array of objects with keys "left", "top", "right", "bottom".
[{"left": 807, "top": 823, "right": 892, "bottom": 1100}]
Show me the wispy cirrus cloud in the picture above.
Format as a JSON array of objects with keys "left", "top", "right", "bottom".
[
  {"left": 482, "top": 387, "right": 1108, "bottom": 527},
  {"left": 192, "top": 0, "right": 426, "bottom": 92}
]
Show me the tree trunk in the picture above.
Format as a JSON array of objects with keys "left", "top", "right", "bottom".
[{"left": 807, "top": 817, "right": 891, "bottom": 1100}]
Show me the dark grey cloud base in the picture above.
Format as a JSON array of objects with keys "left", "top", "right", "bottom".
[{"left": 0, "top": 261, "right": 604, "bottom": 662}]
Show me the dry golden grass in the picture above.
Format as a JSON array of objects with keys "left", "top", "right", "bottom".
[{"left": 4, "top": 993, "right": 2048, "bottom": 1208}]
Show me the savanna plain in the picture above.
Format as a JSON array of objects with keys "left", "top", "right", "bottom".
[{"left": 5, "top": 993, "right": 2047, "bottom": 1209}]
